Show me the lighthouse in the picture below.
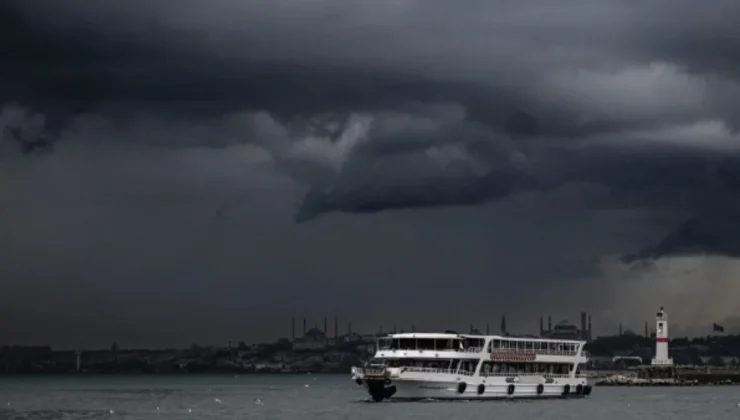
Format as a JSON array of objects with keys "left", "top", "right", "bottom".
[{"left": 650, "top": 306, "right": 673, "bottom": 366}]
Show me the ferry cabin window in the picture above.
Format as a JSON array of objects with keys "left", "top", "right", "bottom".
[
  {"left": 413, "top": 338, "right": 466, "bottom": 351},
  {"left": 460, "top": 360, "right": 477, "bottom": 373},
  {"left": 383, "top": 338, "right": 464, "bottom": 351},
  {"left": 463, "top": 338, "right": 485, "bottom": 349},
  {"left": 488, "top": 340, "right": 578, "bottom": 354},
  {"left": 378, "top": 338, "right": 392, "bottom": 350},
  {"left": 479, "top": 362, "right": 571, "bottom": 375},
  {"left": 438, "top": 339, "right": 457, "bottom": 350},
  {"left": 416, "top": 339, "right": 435, "bottom": 350},
  {"left": 407, "top": 359, "right": 469, "bottom": 373},
  {"left": 386, "top": 359, "right": 455, "bottom": 370},
  {"left": 399, "top": 339, "right": 415, "bottom": 350},
  {"left": 490, "top": 339, "right": 501, "bottom": 350}
]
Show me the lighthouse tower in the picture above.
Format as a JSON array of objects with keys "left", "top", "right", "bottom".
[{"left": 650, "top": 306, "right": 673, "bottom": 366}]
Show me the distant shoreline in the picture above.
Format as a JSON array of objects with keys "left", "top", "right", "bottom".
[{"left": 0, "top": 371, "right": 348, "bottom": 376}]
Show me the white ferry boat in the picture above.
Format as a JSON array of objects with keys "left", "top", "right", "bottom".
[{"left": 351, "top": 332, "right": 591, "bottom": 401}]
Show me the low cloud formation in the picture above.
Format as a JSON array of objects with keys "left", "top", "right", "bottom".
[
  {"left": 0, "top": 104, "right": 56, "bottom": 156},
  {"left": 2, "top": 0, "right": 740, "bottom": 346}
]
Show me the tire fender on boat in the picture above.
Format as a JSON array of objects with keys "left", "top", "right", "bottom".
[
  {"left": 575, "top": 384, "right": 583, "bottom": 394},
  {"left": 507, "top": 384, "right": 515, "bottom": 396},
  {"left": 562, "top": 384, "right": 570, "bottom": 396},
  {"left": 536, "top": 383, "right": 544, "bottom": 395},
  {"left": 457, "top": 382, "right": 467, "bottom": 394},
  {"left": 477, "top": 384, "right": 485, "bottom": 395}
]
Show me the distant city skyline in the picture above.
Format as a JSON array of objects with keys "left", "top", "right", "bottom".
[{"left": 3, "top": 307, "right": 733, "bottom": 351}]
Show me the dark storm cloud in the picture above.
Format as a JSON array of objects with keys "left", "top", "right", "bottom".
[
  {"left": 621, "top": 217, "right": 740, "bottom": 263},
  {"left": 6, "top": 0, "right": 739, "bottom": 197},
  {"left": 4, "top": 0, "right": 740, "bottom": 123},
  {"left": 4, "top": 0, "right": 740, "bottom": 346}
]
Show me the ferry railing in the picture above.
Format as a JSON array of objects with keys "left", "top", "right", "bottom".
[
  {"left": 377, "top": 346, "right": 579, "bottom": 356},
  {"left": 375, "top": 347, "right": 485, "bottom": 353},
  {"left": 480, "top": 372, "right": 587, "bottom": 378},
  {"left": 398, "top": 366, "right": 475, "bottom": 376},
  {"left": 490, "top": 348, "right": 578, "bottom": 357},
  {"left": 536, "top": 349, "right": 579, "bottom": 357},
  {"left": 400, "top": 367, "right": 451, "bottom": 374}
]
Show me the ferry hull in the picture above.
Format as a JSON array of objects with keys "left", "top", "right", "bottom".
[
  {"left": 353, "top": 331, "right": 592, "bottom": 402},
  {"left": 356, "top": 377, "right": 592, "bottom": 401}
]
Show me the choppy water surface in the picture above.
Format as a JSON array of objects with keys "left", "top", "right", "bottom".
[{"left": 0, "top": 375, "right": 737, "bottom": 420}]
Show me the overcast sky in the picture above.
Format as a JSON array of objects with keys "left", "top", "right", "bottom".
[{"left": 2, "top": 0, "right": 740, "bottom": 349}]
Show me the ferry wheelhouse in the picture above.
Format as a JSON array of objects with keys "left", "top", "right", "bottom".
[{"left": 351, "top": 332, "right": 591, "bottom": 401}]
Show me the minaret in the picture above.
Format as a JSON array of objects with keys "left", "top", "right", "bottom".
[
  {"left": 501, "top": 315, "right": 507, "bottom": 335},
  {"left": 548, "top": 315, "right": 552, "bottom": 332},
  {"left": 651, "top": 306, "right": 673, "bottom": 366},
  {"left": 580, "top": 311, "right": 587, "bottom": 341},
  {"left": 540, "top": 316, "right": 544, "bottom": 336},
  {"left": 588, "top": 315, "right": 592, "bottom": 340}
]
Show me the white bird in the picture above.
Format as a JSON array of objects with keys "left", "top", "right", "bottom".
[
  {"left": 214, "top": 398, "right": 222, "bottom": 403},
  {"left": 255, "top": 398, "right": 263, "bottom": 405},
  {"left": 188, "top": 408, "right": 192, "bottom": 413}
]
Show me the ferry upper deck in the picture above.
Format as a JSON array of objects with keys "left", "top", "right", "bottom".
[{"left": 375, "top": 332, "right": 586, "bottom": 360}]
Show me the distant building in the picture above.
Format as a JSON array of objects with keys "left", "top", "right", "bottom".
[
  {"left": 540, "top": 311, "right": 592, "bottom": 341},
  {"left": 293, "top": 328, "right": 328, "bottom": 352},
  {"left": 542, "top": 320, "right": 583, "bottom": 340},
  {"left": 339, "top": 333, "right": 363, "bottom": 343},
  {"left": 0, "top": 345, "right": 52, "bottom": 357}
]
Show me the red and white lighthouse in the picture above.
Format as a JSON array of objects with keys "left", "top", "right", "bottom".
[{"left": 650, "top": 306, "right": 673, "bottom": 366}]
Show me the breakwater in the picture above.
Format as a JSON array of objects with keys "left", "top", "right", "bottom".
[{"left": 595, "top": 368, "right": 740, "bottom": 386}]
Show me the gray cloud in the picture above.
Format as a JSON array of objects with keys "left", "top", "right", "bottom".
[{"left": 2, "top": 0, "right": 740, "bottom": 346}]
